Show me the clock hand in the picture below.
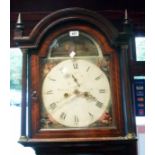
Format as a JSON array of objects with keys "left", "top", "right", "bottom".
[
  {"left": 81, "top": 91, "right": 101, "bottom": 103},
  {"left": 52, "top": 93, "right": 77, "bottom": 113},
  {"left": 71, "top": 74, "right": 80, "bottom": 87},
  {"left": 52, "top": 89, "right": 86, "bottom": 113}
]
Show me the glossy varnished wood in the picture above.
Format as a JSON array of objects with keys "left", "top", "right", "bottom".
[
  {"left": 27, "top": 23, "right": 124, "bottom": 139},
  {"left": 21, "top": 139, "right": 137, "bottom": 155},
  {"left": 14, "top": 8, "right": 138, "bottom": 155}
]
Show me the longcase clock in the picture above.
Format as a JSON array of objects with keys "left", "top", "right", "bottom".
[{"left": 14, "top": 8, "right": 137, "bottom": 155}]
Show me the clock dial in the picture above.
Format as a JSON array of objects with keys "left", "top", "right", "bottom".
[{"left": 42, "top": 59, "right": 111, "bottom": 127}]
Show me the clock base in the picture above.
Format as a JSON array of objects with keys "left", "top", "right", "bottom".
[{"left": 21, "top": 139, "right": 138, "bottom": 155}]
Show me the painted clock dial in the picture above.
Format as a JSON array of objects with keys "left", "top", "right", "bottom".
[{"left": 42, "top": 59, "right": 111, "bottom": 127}]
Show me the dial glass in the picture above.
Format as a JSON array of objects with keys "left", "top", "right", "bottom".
[
  {"left": 48, "top": 31, "right": 100, "bottom": 57},
  {"left": 40, "top": 31, "right": 113, "bottom": 129}
]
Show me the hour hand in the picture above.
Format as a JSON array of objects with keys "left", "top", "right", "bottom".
[{"left": 82, "top": 91, "right": 100, "bottom": 102}]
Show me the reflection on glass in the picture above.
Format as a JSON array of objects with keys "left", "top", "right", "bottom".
[{"left": 49, "top": 31, "right": 100, "bottom": 57}]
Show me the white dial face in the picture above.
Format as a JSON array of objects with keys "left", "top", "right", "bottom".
[{"left": 42, "top": 59, "right": 111, "bottom": 127}]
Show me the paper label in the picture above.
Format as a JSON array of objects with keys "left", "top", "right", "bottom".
[{"left": 69, "top": 31, "right": 79, "bottom": 37}]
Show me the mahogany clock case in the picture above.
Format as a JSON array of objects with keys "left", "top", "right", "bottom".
[
  {"left": 28, "top": 22, "right": 123, "bottom": 140},
  {"left": 14, "top": 7, "right": 137, "bottom": 155}
]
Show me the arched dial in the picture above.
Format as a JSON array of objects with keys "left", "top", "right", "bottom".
[{"left": 42, "top": 59, "right": 111, "bottom": 127}]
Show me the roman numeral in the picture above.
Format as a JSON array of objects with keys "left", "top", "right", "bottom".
[
  {"left": 99, "top": 89, "right": 105, "bottom": 93},
  {"left": 73, "top": 62, "right": 78, "bottom": 69},
  {"left": 60, "top": 112, "right": 66, "bottom": 120},
  {"left": 96, "top": 101, "right": 103, "bottom": 108},
  {"left": 49, "top": 102, "right": 56, "bottom": 110},
  {"left": 49, "top": 78, "right": 56, "bottom": 81},
  {"left": 86, "top": 66, "right": 90, "bottom": 72},
  {"left": 74, "top": 115, "right": 79, "bottom": 124},
  {"left": 46, "top": 90, "right": 53, "bottom": 94},
  {"left": 95, "top": 74, "right": 102, "bottom": 80},
  {"left": 88, "top": 112, "right": 94, "bottom": 119}
]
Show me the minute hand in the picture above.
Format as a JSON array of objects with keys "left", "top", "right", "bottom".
[
  {"left": 71, "top": 74, "right": 80, "bottom": 87},
  {"left": 52, "top": 94, "right": 77, "bottom": 113}
]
